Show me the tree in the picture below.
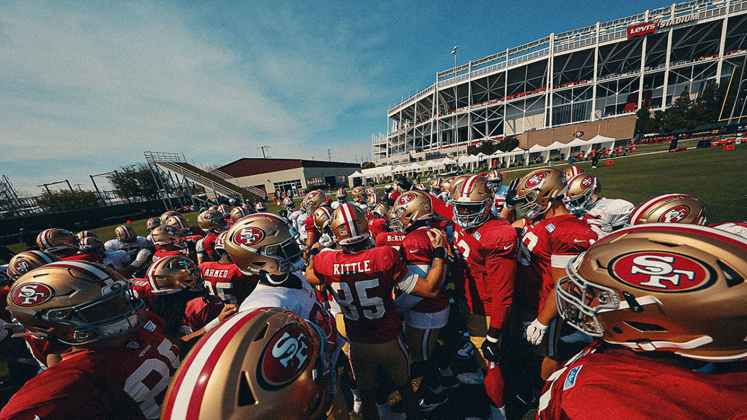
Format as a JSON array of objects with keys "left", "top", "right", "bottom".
[
  {"left": 660, "top": 88, "right": 696, "bottom": 132},
  {"left": 108, "top": 165, "right": 162, "bottom": 202},
  {"left": 469, "top": 140, "right": 499, "bottom": 156},
  {"left": 635, "top": 106, "right": 651, "bottom": 135},
  {"left": 496, "top": 136, "right": 519, "bottom": 152},
  {"left": 361, "top": 161, "right": 375, "bottom": 169},
  {"left": 36, "top": 189, "right": 99, "bottom": 213}
]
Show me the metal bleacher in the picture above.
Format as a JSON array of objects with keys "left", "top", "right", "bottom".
[{"left": 144, "top": 152, "right": 265, "bottom": 205}]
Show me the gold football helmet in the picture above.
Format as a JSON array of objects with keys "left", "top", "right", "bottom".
[
  {"left": 166, "top": 215, "right": 191, "bottom": 233},
  {"left": 115, "top": 225, "right": 137, "bottom": 243},
  {"left": 390, "top": 191, "right": 433, "bottom": 233},
  {"left": 486, "top": 169, "right": 503, "bottom": 191},
  {"left": 628, "top": 194, "right": 707, "bottom": 226},
  {"left": 75, "top": 231, "right": 98, "bottom": 243},
  {"left": 562, "top": 165, "right": 583, "bottom": 181},
  {"left": 366, "top": 187, "right": 379, "bottom": 200},
  {"left": 336, "top": 187, "right": 348, "bottom": 202},
  {"left": 36, "top": 228, "right": 79, "bottom": 255},
  {"left": 146, "top": 217, "right": 162, "bottom": 231},
  {"left": 431, "top": 178, "right": 443, "bottom": 193},
  {"left": 161, "top": 308, "right": 332, "bottom": 420},
  {"left": 556, "top": 224, "right": 747, "bottom": 362},
  {"left": 214, "top": 231, "right": 228, "bottom": 254},
  {"left": 449, "top": 175, "right": 471, "bottom": 196},
  {"left": 151, "top": 226, "right": 185, "bottom": 248},
  {"left": 372, "top": 203, "right": 391, "bottom": 220},
  {"left": 330, "top": 203, "right": 370, "bottom": 246},
  {"left": 79, "top": 237, "right": 106, "bottom": 256},
  {"left": 255, "top": 201, "right": 267, "bottom": 212},
  {"left": 367, "top": 193, "right": 381, "bottom": 207},
  {"left": 351, "top": 186, "right": 367, "bottom": 204},
  {"left": 225, "top": 213, "right": 304, "bottom": 275},
  {"left": 7, "top": 261, "right": 146, "bottom": 345},
  {"left": 198, "top": 209, "right": 227, "bottom": 232},
  {"left": 146, "top": 255, "right": 204, "bottom": 295},
  {"left": 230, "top": 206, "right": 249, "bottom": 223},
  {"left": 7, "top": 251, "right": 59, "bottom": 281},
  {"left": 440, "top": 177, "right": 455, "bottom": 195},
  {"left": 313, "top": 206, "right": 335, "bottom": 231},
  {"left": 218, "top": 204, "right": 231, "bottom": 217},
  {"left": 563, "top": 173, "right": 601, "bottom": 214},
  {"left": 160, "top": 211, "right": 181, "bottom": 224},
  {"left": 450, "top": 176, "right": 493, "bottom": 229},
  {"left": 513, "top": 167, "right": 567, "bottom": 221},
  {"left": 303, "top": 190, "right": 328, "bottom": 216}
]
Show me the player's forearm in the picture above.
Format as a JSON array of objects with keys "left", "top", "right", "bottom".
[
  {"left": 410, "top": 253, "right": 446, "bottom": 298},
  {"left": 537, "top": 286, "right": 559, "bottom": 325}
]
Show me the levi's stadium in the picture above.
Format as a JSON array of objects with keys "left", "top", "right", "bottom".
[{"left": 372, "top": 0, "right": 747, "bottom": 166}]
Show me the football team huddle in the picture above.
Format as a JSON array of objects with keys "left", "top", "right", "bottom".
[{"left": 1, "top": 165, "right": 746, "bottom": 420}]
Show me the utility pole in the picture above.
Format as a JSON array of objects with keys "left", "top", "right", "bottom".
[
  {"left": 327, "top": 149, "right": 332, "bottom": 162},
  {"left": 258, "top": 146, "right": 270, "bottom": 159}
]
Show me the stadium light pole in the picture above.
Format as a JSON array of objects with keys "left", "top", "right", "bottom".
[{"left": 451, "top": 46, "right": 459, "bottom": 159}]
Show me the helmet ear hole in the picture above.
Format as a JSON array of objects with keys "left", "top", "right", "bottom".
[
  {"left": 238, "top": 372, "right": 256, "bottom": 406},
  {"left": 623, "top": 321, "right": 668, "bottom": 333},
  {"left": 718, "top": 260, "right": 744, "bottom": 287}
]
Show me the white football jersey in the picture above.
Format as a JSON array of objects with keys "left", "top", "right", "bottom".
[
  {"left": 238, "top": 272, "right": 319, "bottom": 319},
  {"left": 103, "top": 250, "right": 131, "bottom": 271},
  {"left": 104, "top": 236, "right": 150, "bottom": 259},
  {"left": 586, "top": 197, "right": 635, "bottom": 231},
  {"left": 288, "top": 210, "right": 308, "bottom": 241}
]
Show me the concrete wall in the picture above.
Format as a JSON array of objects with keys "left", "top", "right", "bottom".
[{"left": 231, "top": 166, "right": 357, "bottom": 194}]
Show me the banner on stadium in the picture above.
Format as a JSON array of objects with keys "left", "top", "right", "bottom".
[
  {"left": 627, "top": 14, "right": 698, "bottom": 39},
  {"left": 627, "top": 20, "right": 659, "bottom": 39}
]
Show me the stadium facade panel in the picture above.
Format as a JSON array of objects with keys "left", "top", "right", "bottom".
[{"left": 374, "top": 0, "right": 747, "bottom": 165}]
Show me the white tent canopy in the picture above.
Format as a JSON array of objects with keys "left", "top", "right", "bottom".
[
  {"left": 350, "top": 170, "right": 363, "bottom": 178},
  {"left": 527, "top": 144, "right": 548, "bottom": 153},
  {"left": 565, "top": 138, "right": 588, "bottom": 147},
  {"left": 441, "top": 157, "right": 456, "bottom": 165},
  {"left": 588, "top": 134, "right": 616, "bottom": 144}
]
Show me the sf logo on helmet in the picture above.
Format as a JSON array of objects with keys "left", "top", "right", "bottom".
[
  {"left": 580, "top": 176, "right": 594, "bottom": 189},
  {"left": 14, "top": 260, "right": 32, "bottom": 274},
  {"left": 526, "top": 172, "right": 547, "bottom": 187},
  {"left": 237, "top": 227, "right": 265, "bottom": 247},
  {"left": 398, "top": 194, "right": 415, "bottom": 205},
  {"left": 659, "top": 206, "right": 690, "bottom": 223},
  {"left": 272, "top": 331, "right": 310, "bottom": 369},
  {"left": 612, "top": 252, "right": 710, "bottom": 292},
  {"left": 12, "top": 283, "right": 54, "bottom": 307}
]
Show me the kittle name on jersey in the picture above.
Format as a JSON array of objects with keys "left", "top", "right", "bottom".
[
  {"left": 203, "top": 268, "right": 230, "bottom": 278},
  {"left": 333, "top": 260, "right": 372, "bottom": 275}
]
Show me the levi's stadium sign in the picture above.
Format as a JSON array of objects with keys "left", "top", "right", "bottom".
[{"left": 627, "top": 14, "right": 697, "bottom": 39}]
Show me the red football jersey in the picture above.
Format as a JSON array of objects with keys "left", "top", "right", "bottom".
[
  {"left": 183, "top": 296, "right": 224, "bottom": 333},
  {"left": 400, "top": 226, "right": 449, "bottom": 314},
  {"left": 0, "top": 313, "right": 179, "bottom": 420},
  {"left": 0, "top": 285, "right": 11, "bottom": 322},
  {"left": 516, "top": 214, "right": 597, "bottom": 313},
  {"left": 23, "top": 335, "right": 70, "bottom": 369},
  {"left": 537, "top": 341, "right": 747, "bottom": 420},
  {"left": 313, "top": 246, "right": 408, "bottom": 344},
  {"left": 375, "top": 231, "right": 405, "bottom": 249},
  {"left": 368, "top": 218, "right": 390, "bottom": 242},
  {"left": 452, "top": 216, "right": 518, "bottom": 329},
  {"left": 201, "top": 231, "right": 218, "bottom": 258},
  {"left": 199, "top": 261, "right": 257, "bottom": 305},
  {"left": 305, "top": 215, "right": 320, "bottom": 237}
]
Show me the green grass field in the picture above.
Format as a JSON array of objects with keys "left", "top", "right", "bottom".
[{"left": 5, "top": 143, "right": 745, "bottom": 260}]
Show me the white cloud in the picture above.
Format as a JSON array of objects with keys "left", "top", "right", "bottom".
[{"left": 0, "top": 1, "right": 393, "bottom": 191}]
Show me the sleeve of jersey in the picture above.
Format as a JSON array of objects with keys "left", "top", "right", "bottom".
[
  {"left": 305, "top": 217, "right": 319, "bottom": 236},
  {"left": 425, "top": 192, "right": 453, "bottom": 221},
  {"left": 549, "top": 226, "right": 598, "bottom": 269},
  {"left": 606, "top": 200, "right": 635, "bottom": 229},
  {"left": 0, "top": 372, "right": 111, "bottom": 420},
  {"left": 484, "top": 233, "right": 518, "bottom": 330},
  {"left": 204, "top": 235, "right": 217, "bottom": 256},
  {"left": 312, "top": 252, "right": 329, "bottom": 285}
]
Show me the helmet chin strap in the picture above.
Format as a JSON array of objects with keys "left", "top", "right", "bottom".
[{"left": 264, "top": 271, "right": 290, "bottom": 286}]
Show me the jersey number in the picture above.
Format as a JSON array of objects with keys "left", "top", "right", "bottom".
[
  {"left": 124, "top": 338, "right": 180, "bottom": 419},
  {"left": 330, "top": 279, "right": 385, "bottom": 321},
  {"left": 204, "top": 281, "right": 237, "bottom": 305},
  {"left": 518, "top": 232, "right": 539, "bottom": 266}
]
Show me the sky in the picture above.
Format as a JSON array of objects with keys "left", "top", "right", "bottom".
[{"left": 0, "top": 0, "right": 675, "bottom": 195}]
